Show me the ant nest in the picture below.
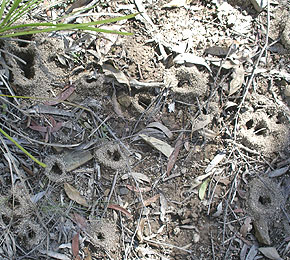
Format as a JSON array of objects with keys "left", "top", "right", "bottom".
[
  {"left": 44, "top": 155, "right": 72, "bottom": 183},
  {"left": 94, "top": 142, "right": 130, "bottom": 170}
]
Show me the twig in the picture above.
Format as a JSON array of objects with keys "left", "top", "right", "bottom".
[
  {"left": 222, "top": 171, "right": 239, "bottom": 245},
  {"left": 143, "top": 238, "right": 193, "bottom": 253},
  {"left": 234, "top": 0, "right": 270, "bottom": 140},
  {"left": 102, "top": 171, "right": 119, "bottom": 218}
]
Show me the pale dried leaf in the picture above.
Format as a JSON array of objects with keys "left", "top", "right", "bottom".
[
  {"left": 140, "top": 134, "right": 174, "bottom": 158},
  {"left": 39, "top": 250, "right": 70, "bottom": 260},
  {"left": 64, "top": 183, "right": 89, "bottom": 207},
  {"left": 163, "top": 0, "right": 187, "bottom": 8},
  {"left": 240, "top": 217, "right": 252, "bottom": 237},
  {"left": 205, "top": 153, "right": 226, "bottom": 173},
  {"left": 121, "top": 172, "right": 151, "bottom": 183},
  {"left": 173, "top": 53, "right": 212, "bottom": 72},
  {"left": 229, "top": 65, "right": 245, "bottom": 95},
  {"left": 102, "top": 63, "right": 130, "bottom": 86},
  {"left": 258, "top": 247, "right": 282, "bottom": 260},
  {"left": 268, "top": 166, "right": 289, "bottom": 178},
  {"left": 30, "top": 191, "right": 46, "bottom": 204},
  {"left": 212, "top": 201, "right": 223, "bottom": 217},
  {"left": 160, "top": 193, "right": 168, "bottom": 222},
  {"left": 191, "top": 114, "right": 211, "bottom": 133},
  {"left": 137, "top": 218, "right": 146, "bottom": 242}
]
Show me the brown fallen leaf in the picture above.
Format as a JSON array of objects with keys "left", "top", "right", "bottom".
[
  {"left": 126, "top": 184, "right": 151, "bottom": 193},
  {"left": 64, "top": 183, "right": 89, "bottom": 207},
  {"left": 73, "top": 212, "right": 87, "bottom": 230},
  {"left": 45, "top": 85, "right": 75, "bottom": 106},
  {"left": 72, "top": 232, "right": 80, "bottom": 259},
  {"left": 108, "top": 204, "right": 133, "bottom": 219},
  {"left": 167, "top": 134, "right": 183, "bottom": 176},
  {"left": 112, "top": 88, "right": 125, "bottom": 119},
  {"left": 142, "top": 194, "right": 160, "bottom": 207},
  {"left": 84, "top": 247, "right": 92, "bottom": 260}
]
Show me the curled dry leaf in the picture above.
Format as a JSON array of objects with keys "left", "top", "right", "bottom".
[
  {"left": 146, "top": 122, "right": 173, "bottom": 139},
  {"left": 108, "top": 204, "right": 133, "bottom": 219},
  {"left": 45, "top": 85, "right": 75, "bottom": 105},
  {"left": 173, "top": 53, "right": 212, "bottom": 72},
  {"left": 64, "top": 183, "right": 89, "bottom": 207},
  {"left": 102, "top": 63, "right": 130, "bottom": 86}
]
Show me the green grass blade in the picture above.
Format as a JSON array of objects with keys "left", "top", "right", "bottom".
[
  {"left": 0, "top": 26, "right": 132, "bottom": 37},
  {"left": 0, "top": 12, "right": 138, "bottom": 33},
  {"left": 0, "top": 0, "right": 7, "bottom": 22},
  {"left": 0, "top": 0, "right": 22, "bottom": 27},
  {"left": 0, "top": 13, "right": 138, "bottom": 37},
  {"left": 0, "top": 127, "right": 47, "bottom": 168},
  {"left": 6, "top": 0, "right": 43, "bottom": 27}
]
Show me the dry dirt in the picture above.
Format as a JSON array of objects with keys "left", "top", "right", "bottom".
[{"left": 0, "top": 0, "right": 290, "bottom": 259}]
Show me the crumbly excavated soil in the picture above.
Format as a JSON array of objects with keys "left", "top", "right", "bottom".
[{"left": 0, "top": 1, "right": 289, "bottom": 260}]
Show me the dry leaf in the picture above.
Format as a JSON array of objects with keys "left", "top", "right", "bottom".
[
  {"left": 137, "top": 218, "right": 146, "bottom": 242},
  {"left": 73, "top": 213, "right": 87, "bottom": 230},
  {"left": 142, "top": 194, "right": 160, "bottom": 207},
  {"left": 84, "top": 247, "right": 92, "bottom": 260},
  {"left": 102, "top": 63, "right": 130, "bottom": 86},
  {"left": 146, "top": 122, "right": 173, "bottom": 139},
  {"left": 173, "top": 53, "right": 212, "bottom": 72},
  {"left": 112, "top": 88, "right": 125, "bottom": 119},
  {"left": 258, "top": 247, "right": 282, "bottom": 260},
  {"left": 205, "top": 153, "right": 226, "bottom": 173},
  {"left": 126, "top": 184, "right": 151, "bottom": 193},
  {"left": 160, "top": 193, "right": 168, "bottom": 222},
  {"left": 108, "top": 204, "right": 133, "bottom": 219},
  {"left": 64, "top": 183, "right": 89, "bottom": 207},
  {"left": 229, "top": 65, "right": 245, "bottom": 95},
  {"left": 240, "top": 217, "right": 252, "bottom": 237},
  {"left": 121, "top": 172, "right": 151, "bottom": 183},
  {"left": 167, "top": 134, "right": 183, "bottom": 175},
  {"left": 212, "top": 201, "right": 223, "bottom": 217},
  {"left": 45, "top": 85, "right": 75, "bottom": 105},
  {"left": 72, "top": 232, "right": 80, "bottom": 259},
  {"left": 139, "top": 134, "right": 174, "bottom": 158},
  {"left": 39, "top": 250, "right": 70, "bottom": 260}
]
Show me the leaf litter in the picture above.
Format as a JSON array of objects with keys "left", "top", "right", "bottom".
[{"left": 0, "top": 0, "right": 290, "bottom": 259}]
